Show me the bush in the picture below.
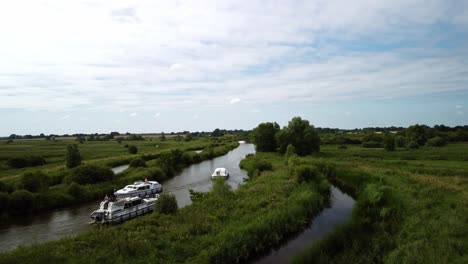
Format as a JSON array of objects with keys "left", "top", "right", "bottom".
[
  {"left": 128, "top": 145, "right": 138, "bottom": 154},
  {"left": 146, "top": 168, "right": 166, "bottom": 182},
  {"left": 67, "top": 165, "right": 114, "bottom": 184},
  {"left": 362, "top": 141, "right": 382, "bottom": 148},
  {"left": 67, "top": 182, "right": 86, "bottom": 200},
  {"left": 155, "top": 193, "right": 178, "bottom": 214},
  {"left": 7, "top": 156, "right": 46, "bottom": 168},
  {"left": 426, "top": 136, "right": 447, "bottom": 147},
  {"left": 239, "top": 155, "right": 273, "bottom": 177},
  {"left": 10, "top": 189, "right": 34, "bottom": 211},
  {"left": 19, "top": 171, "right": 49, "bottom": 192},
  {"left": 129, "top": 158, "right": 147, "bottom": 168},
  {"left": 0, "top": 192, "right": 10, "bottom": 211},
  {"left": 192, "top": 154, "right": 202, "bottom": 163},
  {"left": 383, "top": 135, "right": 396, "bottom": 151},
  {"left": 407, "top": 141, "right": 419, "bottom": 149},
  {"left": 0, "top": 181, "right": 15, "bottom": 193},
  {"left": 395, "top": 135, "right": 406, "bottom": 148},
  {"left": 285, "top": 144, "right": 296, "bottom": 158},
  {"left": 295, "top": 165, "right": 321, "bottom": 183}
]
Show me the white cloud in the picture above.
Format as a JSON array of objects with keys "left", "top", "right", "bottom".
[
  {"left": 345, "top": 111, "right": 351, "bottom": 116},
  {"left": 455, "top": 105, "right": 463, "bottom": 109},
  {"left": 252, "top": 109, "right": 261, "bottom": 113},
  {"left": 129, "top": 112, "right": 137, "bottom": 117},
  {"left": 0, "top": 0, "right": 466, "bottom": 115},
  {"left": 193, "top": 114, "right": 199, "bottom": 119},
  {"left": 154, "top": 112, "right": 161, "bottom": 118},
  {"left": 457, "top": 111, "right": 463, "bottom": 115},
  {"left": 60, "top": 115, "right": 70, "bottom": 120},
  {"left": 230, "top": 98, "right": 241, "bottom": 105},
  {"left": 79, "top": 117, "right": 89, "bottom": 121}
]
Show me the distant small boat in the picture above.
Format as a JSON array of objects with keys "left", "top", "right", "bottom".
[
  {"left": 90, "top": 195, "right": 158, "bottom": 224},
  {"left": 211, "top": 168, "right": 229, "bottom": 180},
  {"left": 114, "top": 180, "right": 162, "bottom": 199}
]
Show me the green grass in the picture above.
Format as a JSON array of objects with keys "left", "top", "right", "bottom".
[
  {"left": 293, "top": 143, "right": 468, "bottom": 263},
  {"left": 0, "top": 138, "right": 213, "bottom": 181},
  {"left": 0, "top": 137, "right": 240, "bottom": 217},
  {"left": 0, "top": 152, "right": 329, "bottom": 263}
]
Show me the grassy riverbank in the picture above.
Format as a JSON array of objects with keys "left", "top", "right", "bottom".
[
  {"left": 294, "top": 143, "right": 468, "bottom": 263},
  {"left": 0, "top": 152, "right": 330, "bottom": 263},
  {"left": 0, "top": 137, "right": 239, "bottom": 217}
]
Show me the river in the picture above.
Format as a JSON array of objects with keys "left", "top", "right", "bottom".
[
  {"left": 0, "top": 143, "right": 254, "bottom": 252},
  {"left": 0, "top": 143, "right": 356, "bottom": 260}
]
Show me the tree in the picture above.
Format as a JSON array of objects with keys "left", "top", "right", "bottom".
[
  {"left": 66, "top": 144, "right": 82, "bottom": 168},
  {"left": 185, "top": 133, "right": 193, "bottom": 141},
  {"left": 211, "top": 128, "right": 224, "bottom": 137},
  {"left": 395, "top": 135, "right": 406, "bottom": 148},
  {"left": 383, "top": 134, "right": 396, "bottom": 151},
  {"left": 128, "top": 145, "right": 138, "bottom": 154},
  {"left": 160, "top": 132, "right": 166, "bottom": 141},
  {"left": 155, "top": 193, "right": 178, "bottom": 214},
  {"left": 276, "top": 117, "right": 320, "bottom": 156},
  {"left": 406, "top": 124, "right": 430, "bottom": 146},
  {"left": 251, "top": 122, "right": 280, "bottom": 152}
]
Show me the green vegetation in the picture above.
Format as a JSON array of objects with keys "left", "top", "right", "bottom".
[
  {"left": 293, "top": 143, "right": 467, "bottom": 263},
  {"left": 0, "top": 136, "right": 240, "bottom": 217},
  {"left": 7, "top": 156, "right": 46, "bottom": 169},
  {"left": 1, "top": 123, "right": 467, "bottom": 263},
  {"left": 155, "top": 193, "right": 178, "bottom": 214},
  {"left": 251, "top": 117, "right": 320, "bottom": 155},
  {"left": 0, "top": 151, "right": 330, "bottom": 263},
  {"left": 65, "top": 144, "right": 81, "bottom": 168},
  {"left": 127, "top": 145, "right": 138, "bottom": 154}
]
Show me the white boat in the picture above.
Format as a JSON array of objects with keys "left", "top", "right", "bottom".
[
  {"left": 90, "top": 195, "right": 158, "bottom": 224},
  {"left": 211, "top": 168, "right": 229, "bottom": 180},
  {"left": 114, "top": 180, "right": 162, "bottom": 199}
]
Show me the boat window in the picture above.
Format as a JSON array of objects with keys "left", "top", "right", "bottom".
[
  {"left": 138, "top": 186, "right": 145, "bottom": 190},
  {"left": 103, "top": 201, "right": 109, "bottom": 210},
  {"left": 131, "top": 200, "right": 142, "bottom": 206},
  {"left": 124, "top": 203, "right": 130, "bottom": 209},
  {"left": 146, "top": 185, "right": 150, "bottom": 190}
]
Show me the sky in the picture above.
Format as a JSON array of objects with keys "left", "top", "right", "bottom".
[{"left": 1, "top": 0, "right": 467, "bottom": 136}]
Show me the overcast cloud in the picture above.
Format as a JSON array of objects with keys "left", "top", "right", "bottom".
[{"left": 0, "top": 0, "right": 467, "bottom": 135}]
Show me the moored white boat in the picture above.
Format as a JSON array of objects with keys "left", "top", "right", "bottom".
[
  {"left": 114, "top": 180, "right": 162, "bottom": 199},
  {"left": 211, "top": 168, "right": 229, "bottom": 180},
  {"left": 90, "top": 195, "right": 158, "bottom": 224}
]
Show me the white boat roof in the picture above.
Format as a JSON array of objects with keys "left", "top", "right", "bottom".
[{"left": 214, "top": 168, "right": 228, "bottom": 172}]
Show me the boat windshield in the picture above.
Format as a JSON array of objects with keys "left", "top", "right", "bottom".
[{"left": 125, "top": 185, "right": 137, "bottom": 189}]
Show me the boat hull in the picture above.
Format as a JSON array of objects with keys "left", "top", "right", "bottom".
[{"left": 115, "top": 188, "right": 162, "bottom": 199}]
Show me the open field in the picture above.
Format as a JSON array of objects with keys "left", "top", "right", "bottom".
[
  {"left": 294, "top": 143, "right": 468, "bottom": 263},
  {"left": 0, "top": 136, "right": 241, "bottom": 217},
  {"left": 0, "top": 137, "right": 212, "bottom": 181}
]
